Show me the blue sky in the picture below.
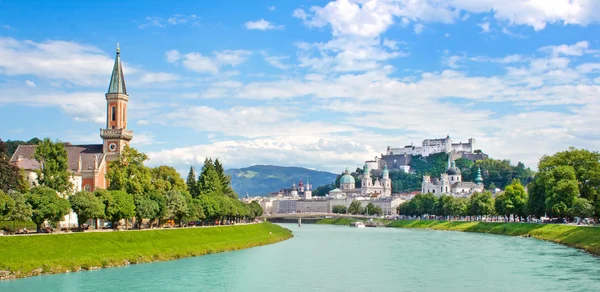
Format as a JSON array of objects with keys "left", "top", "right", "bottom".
[{"left": 1, "top": 0, "right": 600, "bottom": 175}]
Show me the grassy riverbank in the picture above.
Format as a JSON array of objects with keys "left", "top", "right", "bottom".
[
  {"left": 387, "top": 220, "right": 600, "bottom": 256},
  {"left": 315, "top": 218, "right": 362, "bottom": 225},
  {"left": 0, "top": 222, "right": 292, "bottom": 279}
]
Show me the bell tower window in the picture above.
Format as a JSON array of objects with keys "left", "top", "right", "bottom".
[{"left": 111, "top": 106, "right": 116, "bottom": 121}]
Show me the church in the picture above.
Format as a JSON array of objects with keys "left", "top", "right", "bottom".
[
  {"left": 11, "top": 45, "right": 133, "bottom": 192},
  {"left": 332, "top": 163, "right": 392, "bottom": 198},
  {"left": 421, "top": 160, "right": 484, "bottom": 197}
]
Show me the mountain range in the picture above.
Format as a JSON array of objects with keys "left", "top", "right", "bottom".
[{"left": 225, "top": 165, "right": 338, "bottom": 197}]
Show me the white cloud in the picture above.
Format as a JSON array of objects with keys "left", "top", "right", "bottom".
[
  {"left": 293, "top": 9, "right": 309, "bottom": 20},
  {"left": 136, "top": 72, "right": 180, "bottom": 83},
  {"left": 262, "top": 52, "right": 291, "bottom": 69},
  {"left": 165, "top": 50, "right": 181, "bottom": 63},
  {"left": 478, "top": 21, "right": 490, "bottom": 32},
  {"left": 174, "top": 49, "right": 252, "bottom": 74},
  {"left": 539, "top": 41, "right": 595, "bottom": 57},
  {"left": 2, "top": 24, "right": 13, "bottom": 30},
  {"left": 414, "top": 23, "right": 425, "bottom": 34},
  {"left": 138, "top": 14, "right": 199, "bottom": 29},
  {"left": 25, "top": 80, "right": 36, "bottom": 87},
  {"left": 214, "top": 50, "right": 252, "bottom": 66},
  {"left": 268, "top": 6, "right": 276, "bottom": 11},
  {"left": 245, "top": 19, "right": 284, "bottom": 30}
]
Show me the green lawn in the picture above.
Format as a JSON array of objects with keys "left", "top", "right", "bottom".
[
  {"left": 0, "top": 222, "right": 292, "bottom": 278},
  {"left": 387, "top": 220, "right": 600, "bottom": 256}
]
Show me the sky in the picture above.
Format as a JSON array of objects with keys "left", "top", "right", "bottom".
[{"left": 1, "top": 0, "right": 600, "bottom": 175}]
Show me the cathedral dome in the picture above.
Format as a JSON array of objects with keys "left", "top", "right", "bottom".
[
  {"left": 446, "top": 161, "right": 461, "bottom": 175},
  {"left": 340, "top": 168, "right": 355, "bottom": 184}
]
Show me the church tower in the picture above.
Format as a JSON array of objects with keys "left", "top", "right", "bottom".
[{"left": 100, "top": 43, "right": 133, "bottom": 161}]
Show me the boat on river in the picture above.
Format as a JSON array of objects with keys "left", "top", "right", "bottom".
[{"left": 350, "top": 222, "right": 365, "bottom": 228}]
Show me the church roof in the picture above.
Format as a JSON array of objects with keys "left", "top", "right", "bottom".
[
  {"left": 446, "top": 161, "right": 461, "bottom": 175},
  {"left": 108, "top": 44, "right": 127, "bottom": 95},
  {"left": 11, "top": 144, "right": 104, "bottom": 172}
]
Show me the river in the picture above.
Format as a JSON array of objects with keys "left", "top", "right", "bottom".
[{"left": 2, "top": 223, "right": 600, "bottom": 292}]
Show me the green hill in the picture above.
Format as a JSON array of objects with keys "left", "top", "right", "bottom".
[{"left": 225, "top": 165, "right": 338, "bottom": 196}]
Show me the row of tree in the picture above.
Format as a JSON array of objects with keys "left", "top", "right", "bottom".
[
  {"left": 331, "top": 201, "right": 383, "bottom": 216},
  {"left": 0, "top": 139, "right": 262, "bottom": 232},
  {"left": 397, "top": 148, "right": 600, "bottom": 221}
]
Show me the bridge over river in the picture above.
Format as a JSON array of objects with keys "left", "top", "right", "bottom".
[{"left": 264, "top": 213, "right": 386, "bottom": 226}]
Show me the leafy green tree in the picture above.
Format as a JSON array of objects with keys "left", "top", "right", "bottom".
[
  {"left": 0, "top": 139, "right": 28, "bottom": 193},
  {"left": 332, "top": 205, "right": 347, "bottom": 214},
  {"left": 6, "top": 191, "right": 32, "bottom": 223},
  {"left": 94, "top": 189, "right": 113, "bottom": 228},
  {"left": 187, "top": 198, "right": 206, "bottom": 222},
  {"left": 165, "top": 190, "right": 188, "bottom": 226},
  {"left": 413, "top": 193, "right": 437, "bottom": 215},
  {"left": 468, "top": 191, "right": 495, "bottom": 219},
  {"left": 313, "top": 183, "right": 335, "bottom": 197},
  {"left": 147, "top": 189, "right": 167, "bottom": 227},
  {"left": 454, "top": 158, "right": 473, "bottom": 171},
  {"left": 186, "top": 166, "right": 199, "bottom": 198},
  {"left": 527, "top": 179, "right": 546, "bottom": 218},
  {"left": 348, "top": 200, "right": 363, "bottom": 215},
  {"left": 494, "top": 192, "right": 513, "bottom": 220},
  {"left": 4, "top": 137, "right": 41, "bottom": 157},
  {"left": 69, "top": 191, "right": 104, "bottom": 231},
  {"left": 107, "top": 190, "right": 135, "bottom": 228},
  {"left": 544, "top": 166, "right": 578, "bottom": 220},
  {"left": 435, "top": 195, "right": 454, "bottom": 217},
  {"left": 449, "top": 197, "right": 468, "bottom": 217},
  {"left": 571, "top": 197, "right": 594, "bottom": 220},
  {"left": 34, "top": 138, "right": 73, "bottom": 194},
  {"left": 133, "top": 195, "right": 159, "bottom": 229},
  {"left": 106, "top": 146, "right": 153, "bottom": 196},
  {"left": 364, "top": 202, "right": 382, "bottom": 216},
  {"left": 151, "top": 165, "right": 187, "bottom": 194},
  {"left": 504, "top": 179, "right": 528, "bottom": 220},
  {"left": 538, "top": 148, "right": 600, "bottom": 220},
  {"left": 249, "top": 201, "right": 263, "bottom": 218},
  {"left": 26, "top": 186, "right": 71, "bottom": 232},
  {"left": 0, "top": 190, "right": 15, "bottom": 220}
]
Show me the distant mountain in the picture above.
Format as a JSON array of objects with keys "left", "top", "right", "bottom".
[{"left": 225, "top": 165, "right": 338, "bottom": 197}]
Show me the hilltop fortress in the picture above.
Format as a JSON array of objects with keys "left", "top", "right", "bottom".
[{"left": 365, "top": 135, "right": 488, "bottom": 173}]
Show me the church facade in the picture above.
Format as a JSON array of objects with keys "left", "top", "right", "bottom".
[
  {"left": 11, "top": 45, "right": 133, "bottom": 192},
  {"left": 421, "top": 160, "right": 484, "bottom": 197},
  {"left": 332, "top": 164, "right": 392, "bottom": 198}
]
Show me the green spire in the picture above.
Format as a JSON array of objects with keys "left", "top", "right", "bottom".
[
  {"left": 475, "top": 167, "right": 483, "bottom": 184},
  {"left": 108, "top": 43, "right": 127, "bottom": 95}
]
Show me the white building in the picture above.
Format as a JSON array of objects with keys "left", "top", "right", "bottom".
[
  {"left": 421, "top": 160, "right": 484, "bottom": 197},
  {"left": 386, "top": 136, "right": 476, "bottom": 158}
]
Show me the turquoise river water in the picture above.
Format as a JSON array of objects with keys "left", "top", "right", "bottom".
[{"left": 2, "top": 223, "right": 600, "bottom": 292}]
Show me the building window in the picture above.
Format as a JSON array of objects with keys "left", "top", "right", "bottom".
[
  {"left": 111, "top": 106, "right": 116, "bottom": 121},
  {"left": 84, "top": 185, "right": 92, "bottom": 192}
]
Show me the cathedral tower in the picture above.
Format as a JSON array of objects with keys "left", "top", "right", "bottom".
[{"left": 100, "top": 43, "right": 133, "bottom": 161}]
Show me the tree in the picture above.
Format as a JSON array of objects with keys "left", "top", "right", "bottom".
[
  {"left": 151, "top": 165, "right": 187, "bottom": 194},
  {"left": 527, "top": 179, "right": 546, "bottom": 218},
  {"left": 186, "top": 166, "right": 199, "bottom": 198},
  {"left": 147, "top": 189, "right": 167, "bottom": 228},
  {"left": 69, "top": 191, "right": 104, "bottom": 231},
  {"left": 94, "top": 188, "right": 113, "bottom": 229},
  {"left": 571, "top": 197, "right": 594, "bottom": 220},
  {"left": 26, "top": 186, "right": 70, "bottom": 232},
  {"left": 250, "top": 201, "right": 263, "bottom": 218},
  {"left": 468, "top": 191, "right": 495, "bottom": 219},
  {"left": 435, "top": 195, "right": 455, "bottom": 217},
  {"left": 0, "top": 190, "right": 15, "bottom": 220},
  {"left": 538, "top": 148, "right": 600, "bottom": 220},
  {"left": 348, "top": 200, "right": 363, "bottom": 215},
  {"left": 364, "top": 202, "right": 382, "bottom": 216},
  {"left": 165, "top": 190, "right": 188, "bottom": 226},
  {"left": 494, "top": 192, "right": 513, "bottom": 220},
  {"left": 332, "top": 205, "right": 347, "bottom": 214},
  {"left": 133, "top": 197, "right": 159, "bottom": 229},
  {"left": 215, "top": 159, "right": 236, "bottom": 199},
  {"left": 454, "top": 158, "right": 473, "bottom": 171},
  {"left": 198, "top": 159, "right": 223, "bottom": 196},
  {"left": 187, "top": 198, "right": 206, "bottom": 222},
  {"left": 504, "top": 179, "right": 528, "bottom": 220},
  {"left": 34, "top": 138, "right": 73, "bottom": 194},
  {"left": 6, "top": 191, "right": 32, "bottom": 223},
  {"left": 106, "top": 146, "right": 153, "bottom": 196},
  {"left": 106, "top": 190, "right": 135, "bottom": 228},
  {"left": 0, "top": 139, "right": 28, "bottom": 193},
  {"left": 449, "top": 197, "right": 468, "bottom": 217}
]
